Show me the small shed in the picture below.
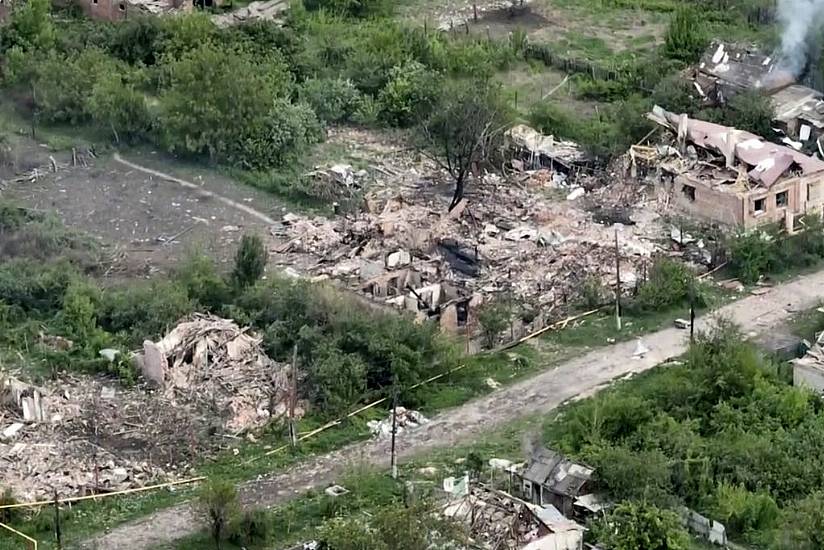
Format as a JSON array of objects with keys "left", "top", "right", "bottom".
[{"left": 517, "top": 448, "right": 594, "bottom": 516}]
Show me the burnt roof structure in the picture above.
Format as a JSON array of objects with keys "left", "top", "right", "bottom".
[{"left": 521, "top": 448, "right": 593, "bottom": 497}]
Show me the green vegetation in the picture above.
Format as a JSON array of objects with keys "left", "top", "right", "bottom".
[
  {"left": 546, "top": 321, "right": 824, "bottom": 547},
  {"left": 728, "top": 216, "right": 824, "bottom": 284}
]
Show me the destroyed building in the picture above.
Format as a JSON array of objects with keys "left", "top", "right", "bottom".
[
  {"left": 0, "top": 0, "right": 11, "bottom": 23},
  {"left": 76, "top": 0, "right": 192, "bottom": 21},
  {"left": 442, "top": 483, "right": 585, "bottom": 550},
  {"left": 270, "top": 126, "right": 662, "bottom": 338},
  {"left": 644, "top": 106, "right": 824, "bottom": 231},
  {"left": 693, "top": 41, "right": 824, "bottom": 147},
  {"left": 1, "top": 315, "right": 290, "bottom": 501},
  {"left": 515, "top": 447, "right": 594, "bottom": 518}
]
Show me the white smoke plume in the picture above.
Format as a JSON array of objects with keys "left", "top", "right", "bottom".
[{"left": 777, "top": 0, "right": 824, "bottom": 76}]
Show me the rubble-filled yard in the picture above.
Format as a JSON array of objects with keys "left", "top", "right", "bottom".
[
  {"left": 0, "top": 315, "right": 289, "bottom": 501},
  {"left": 269, "top": 126, "right": 693, "bottom": 337}
]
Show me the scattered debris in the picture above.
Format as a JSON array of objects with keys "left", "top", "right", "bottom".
[
  {"left": 633, "top": 339, "right": 650, "bottom": 358},
  {"left": 324, "top": 484, "right": 349, "bottom": 497},
  {"left": 674, "top": 318, "right": 690, "bottom": 329},
  {"left": 137, "top": 314, "right": 290, "bottom": 433},
  {"left": 367, "top": 407, "right": 428, "bottom": 438},
  {"left": 485, "top": 377, "right": 502, "bottom": 389}
]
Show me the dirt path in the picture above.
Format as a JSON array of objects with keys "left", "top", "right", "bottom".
[
  {"left": 112, "top": 153, "right": 278, "bottom": 226},
  {"left": 81, "top": 269, "right": 824, "bottom": 549}
]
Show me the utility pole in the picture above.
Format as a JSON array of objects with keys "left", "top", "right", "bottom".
[
  {"left": 614, "top": 229, "right": 622, "bottom": 331},
  {"left": 390, "top": 381, "right": 399, "bottom": 480},
  {"left": 53, "top": 490, "right": 62, "bottom": 549},
  {"left": 288, "top": 344, "right": 298, "bottom": 448},
  {"left": 689, "top": 283, "right": 696, "bottom": 344}
]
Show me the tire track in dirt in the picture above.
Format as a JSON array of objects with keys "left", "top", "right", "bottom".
[{"left": 112, "top": 153, "right": 278, "bottom": 226}]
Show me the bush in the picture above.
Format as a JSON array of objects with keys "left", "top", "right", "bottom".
[
  {"left": 199, "top": 480, "right": 240, "bottom": 550},
  {"left": 650, "top": 75, "right": 701, "bottom": 115},
  {"left": 303, "top": 0, "right": 395, "bottom": 18},
  {"left": 477, "top": 299, "right": 510, "bottom": 349},
  {"left": 728, "top": 230, "right": 776, "bottom": 284},
  {"left": 88, "top": 70, "right": 152, "bottom": 143},
  {"left": 227, "top": 509, "right": 270, "bottom": 547},
  {"left": 663, "top": 7, "right": 707, "bottom": 63},
  {"left": 377, "top": 60, "right": 440, "bottom": 127},
  {"left": 97, "top": 281, "right": 194, "bottom": 344},
  {"left": 107, "top": 16, "right": 166, "bottom": 65},
  {"left": 0, "top": 260, "right": 74, "bottom": 313},
  {"left": 711, "top": 483, "right": 780, "bottom": 537},
  {"left": 303, "top": 343, "right": 367, "bottom": 415},
  {"left": 232, "top": 234, "right": 267, "bottom": 289},
  {"left": 300, "top": 77, "right": 362, "bottom": 124},
  {"left": 705, "top": 90, "right": 775, "bottom": 137},
  {"left": 635, "top": 257, "right": 702, "bottom": 312},
  {"left": 592, "top": 501, "right": 689, "bottom": 550}
]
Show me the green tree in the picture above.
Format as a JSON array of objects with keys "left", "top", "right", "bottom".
[
  {"left": 728, "top": 230, "right": 776, "bottom": 284},
  {"left": 88, "top": 70, "right": 152, "bottom": 144},
  {"left": 716, "top": 90, "right": 775, "bottom": 137},
  {"left": 304, "top": 344, "right": 367, "bottom": 415},
  {"left": 772, "top": 492, "right": 824, "bottom": 549},
  {"left": 593, "top": 501, "right": 689, "bottom": 550},
  {"left": 4, "top": 0, "right": 56, "bottom": 52},
  {"left": 419, "top": 79, "right": 510, "bottom": 210},
  {"left": 232, "top": 234, "right": 267, "bottom": 289},
  {"left": 377, "top": 60, "right": 439, "bottom": 127},
  {"left": 663, "top": 7, "right": 707, "bottom": 63},
  {"left": 635, "top": 257, "right": 701, "bottom": 312},
  {"left": 477, "top": 299, "right": 510, "bottom": 348},
  {"left": 199, "top": 480, "right": 240, "bottom": 550}
]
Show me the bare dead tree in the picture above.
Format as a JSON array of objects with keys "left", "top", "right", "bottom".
[{"left": 419, "top": 80, "right": 510, "bottom": 211}]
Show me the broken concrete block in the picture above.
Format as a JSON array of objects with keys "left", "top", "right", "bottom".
[
  {"left": 99, "top": 348, "right": 119, "bottom": 362},
  {"left": 566, "top": 187, "right": 585, "bottom": 201},
  {"left": 483, "top": 223, "right": 500, "bottom": 236},
  {"left": 386, "top": 249, "right": 411, "bottom": 268},
  {"left": 2, "top": 422, "right": 24, "bottom": 440},
  {"left": 674, "top": 319, "right": 690, "bottom": 329},
  {"left": 359, "top": 260, "right": 384, "bottom": 281},
  {"left": 141, "top": 340, "right": 166, "bottom": 387},
  {"left": 100, "top": 386, "right": 116, "bottom": 400},
  {"left": 504, "top": 226, "right": 538, "bottom": 241},
  {"left": 325, "top": 484, "right": 349, "bottom": 497}
]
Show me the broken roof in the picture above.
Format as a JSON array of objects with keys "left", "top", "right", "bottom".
[
  {"left": 648, "top": 106, "right": 824, "bottom": 188},
  {"left": 698, "top": 41, "right": 780, "bottom": 92},
  {"left": 508, "top": 124, "right": 588, "bottom": 168},
  {"left": 521, "top": 448, "right": 593, "bottom": 497}
]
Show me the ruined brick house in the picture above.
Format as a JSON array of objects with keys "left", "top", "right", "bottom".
[
  {"left": 645, "top": 106, "right": 824, "bottom": 232},
  {"left": 693, "top": 41, "right": 824, "bottom": 148}
]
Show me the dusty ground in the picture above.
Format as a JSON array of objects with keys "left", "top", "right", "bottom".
[
  {"left": 82, "top": 268, "right": 824, "bottom": 549},
  {"left": 1, "top": 147, "right": 284, "bottom": 278}
]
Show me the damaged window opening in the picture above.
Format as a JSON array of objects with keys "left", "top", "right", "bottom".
[
  {"left": 754, "top": 198, "right": 766, "bottom": 214},
  {"left": 456, "top": 301, "right": 469, "bottom": 327},
  {"left": 682, "top": 184, "right": 696, "bottom": 202},
  {"left": 118, "top": 2, "right": 125, "bottom": 9},
  {"left": 776, "top": 191, "right": 788, "bottom": 208}
]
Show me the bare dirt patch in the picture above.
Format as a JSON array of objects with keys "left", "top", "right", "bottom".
[{"left": 1, "top": 145, "right": 285, "bottom": 278}]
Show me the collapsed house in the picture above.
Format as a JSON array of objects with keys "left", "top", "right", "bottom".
[
  {"left": 0, "top": 315, "right": 289, "bottom": 500},
  {"left": 75, "top": 0, "right": 193, "bottom": 21},
  {"left": 644, "top": 106, "right": 824, "bottom": 231},
  {"left": 442, "top": 482, "right": 585, "bottom": 550},
  {"left": 693, "top": 41, "right": 824, "bottom": 147},
  {"left": 271, "top": 169, "right": 660, "bottom": 335},
  {"left": 514, "top": 447, "right": 595, "bottom": 518}
]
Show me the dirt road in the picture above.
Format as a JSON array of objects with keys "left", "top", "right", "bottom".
[{"left": 83, "top": 270, "right": 824, "bottom": 549}]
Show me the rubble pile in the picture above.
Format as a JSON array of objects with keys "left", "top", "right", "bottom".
[
  {"left": 140, "top": 314, "right": 290, "bottom": 433},
  {"left": 1, "top": 374, "right": 201, "bottom": 500},
  {"left": 1, "top": 315, "right": 290, "bottom": 500},
  {"left": 271, "top": 168, "right": 664, "bottom": 332},
  {"left": 367, "top": 407, "right": 428, "bottom": 438}
]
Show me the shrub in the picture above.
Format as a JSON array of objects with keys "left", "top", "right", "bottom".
[
  {"left": 107, "top": 16, "right": 166, "bottom": 65},
  {"left": 592, "top": 500, "right": 689, "bottom": 550},
  {"left": 0, "top": 487, "right": 20, "bottom": 524},
  {"left": 88, "top": 70, "right": 152, "bottom": 143},
  {"left": 650, "top": 75, "right": 701, "bottom": 115},
  {"left": 228, "top": 509, "right": 270, "bottom": 547},
  {"left": 232, "top": 234, "right": 267, "bottom": 289},
  {"left": 0, "top": 260, "right": 74, "bottom": 313},
  {"left": 199, "top": 480, "right": 240, "bottom": 550},
  {"left": 705, "top": 90, "right": 775, "bottom": 137},
  {"left": 97, "top": 281, "right": 194, "bottom": 344},
  {"left": 377, "top": 60, "right": 440, "bottom": 127},
  {"left": 303, "top": 0, "right": 395, "bottom": 19},
  {"left": 663, "top": 7, "right": 707, "bottom": 63},
  {"left": 711, "top": 483, "right": 780, "bottom": 537},
  {"left": 303, "top": 343, "right": 367, "bottom": 415},
  {"left": 173, "top": 252, "right": 231, "bottom": 311},
  {"left": 728, "top": 230, "right": 776, "bottom": 284},
  {"left": 477, "top": 300, "right": 510, "bottom": 349},
  {"left": 300, "top": 77, "right": 362, "bottom": 124},
  {"left": 635, "top": 257, "right": 702, "bottom": 312}
]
